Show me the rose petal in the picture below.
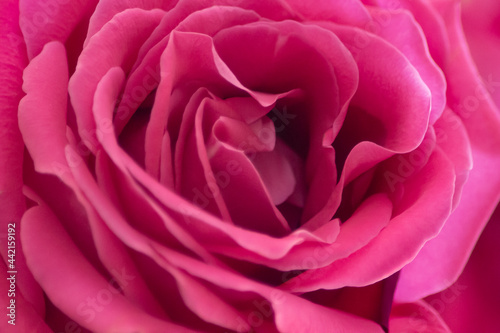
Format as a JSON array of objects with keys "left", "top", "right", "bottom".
[
  {"left": 68, "top": 8, "right": 165, "bottom": 153},
  {"left": 286, "top": 0, "right": 371, "bottom": 25},
  {"left": 282, "top": 148, "right": 455, "bottom": 292},
  {"left": 0, "top": 267, "right": 52, "bottom": 332},
  {"left": 462, "top": 0, "right": 500, "bottom": 107},
  {"left": 19, "top": 41, "right": 70, "bottom": 179},
  {"left": 367, "top": 7, "right": 447, "bottom": 124},
  {"left": 93, "top": 67, "right": 224, "bottom": 265},
  {"left": 252, "top": 139, "right": 298, "bottom": 205},
  {"left": 19, "top": 0, "right": 98, "bottom": 59},
  {"left": 148, "top": 244, "right": 386, "bottom": 333},
  {"left": 84, "top": 0, "right": 176, "bottom": 47},
  {"left": 208, "top": 193, "right": 392, "bottom": 271},
  {"left": 174, "top": 88, "right": 233, "bottom": 221},
  {"left": 395, "top": 2, "right": 500, "bottom": 301},
  {"left": 93, "top": 89, "right": 343, "bottom": 262},
  {"left": 433, "top": 107, "right": 472, "bottom": 209},
  {"left": 389, "top": 300, "right": 451, "bottom": 333},
  {"left": 21, "top": 189, "right": 196, "bottom": 333},
  {"left": 1, "top": 0, "right": 46, "bottom": 318},
  {"left": 424, "top": 206, "right": 500, "bottom": 332}
]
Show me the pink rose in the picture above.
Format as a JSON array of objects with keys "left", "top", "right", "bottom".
[{"left": 1, "top": 0, "right": 499, "bottom": 332}]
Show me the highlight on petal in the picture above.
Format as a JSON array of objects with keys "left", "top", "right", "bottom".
[{"left": 366, "top": 7, "right": 447, "bottom": 125}]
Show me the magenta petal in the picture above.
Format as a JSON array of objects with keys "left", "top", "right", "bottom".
[
  {"left": 425, "top": 206, "right": 500, "bottom": 332},
  {"left": 0, "top": 0, "right": 26, "bottom": 196},
  {"left": 84, "top": 0, "right": 175, "bottom": 47},
  {"left": 368, "top": 7, "right": 447, "bottom": 125},
  {"left": 0, "top": 1, "right": 46, "bottom": 318},
  {"left": 462, "top": 0, "right": 500, "bottom": 107},
  {"left": 433, "top": 107, "right": 472, "bottom": 209},
  {"left": 93, "top": 67, "right": 222, "bottom": 265},
  {"left": 94, "top": 110, "right": 341, "bottom": 263},
  {"left": 174, "top": 89, "right": 233, "bottom": 221},
  {"left": 19, "top": 41, "right": 71, "bottom": 180},
  {"left": 252, "top": 139, "right": 298, "bottom": 205},
  {"left": 395, "top": 3, "right": 500, "bottom": 302},
  {"left": 149, "top": 243, "right": 385, "bottom": 333},
  {"left": 207, "top": 137, "right": 292, "bottom": 235},
  {"left": 329, "top": 23, "right": 432, "bottom": 153},
  {"left": 213, "top": 116, "right": 276, "bottom": 153},
  {"left": 0, "top": 268, "right": 52, "bottom": 333},
  {"left": 21, "top": 190, "right": 196, "bottom": 333},
  {"left": 282, "top": 149, "right": 455, "bottom": 292},
  {"left": 389, "top": 301, "right": 451, "bottom": 333},
  {"left": 159, "top": 261, "right": 250, "bottom": 331},
  {"left": 19, "top": 0, "right": 97, "bottom": 59},
  {"left": 114, "top": 5, "right": 261, "bottom": 133},
  {"left": 286, "top": 0, "right": 371, "bottom": 25},
  {"left": 68, "top": 8, "right": 165, "bottom": 153},
  {"left": 211, "top": 193, "right": 391, "bottom": 271}
]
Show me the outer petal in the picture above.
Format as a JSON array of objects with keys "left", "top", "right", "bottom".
[
  {"left": 424, "top": 206, "right": 500, "bottom": 332},
  {"left": 461, "top": 0, "right": 500, "bottom": 107},
  {"left": 0, "top": 266, "right": 52, "bottom": 332},
  {"left": 21, "top": 189, "right": 196, "bottom": 333},
  {"left": 19, "top": 0, "right": 98, "bottom": 59},
  {"left": 1, "top": 0, "right": 45, "bottom": 321},
  {"left": 395, "top": 1, "right": 500, "bottom": 302}
]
